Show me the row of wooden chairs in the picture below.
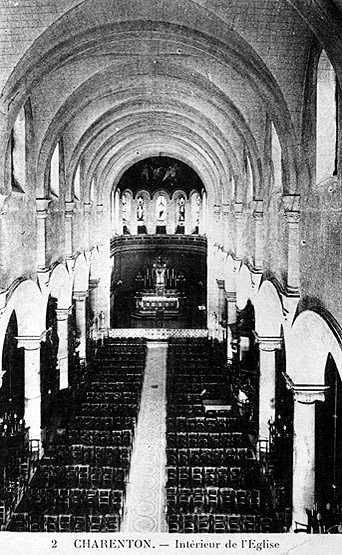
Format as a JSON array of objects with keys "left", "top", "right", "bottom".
[
  {"left": 167, "top": 512, "right": 273, "bottom": 533},
  {"left": 8, "top": 512, "right": 120, "bottom": 532},
  {"left": 166, "top": 486, "right": 261, "bottom": 514}
]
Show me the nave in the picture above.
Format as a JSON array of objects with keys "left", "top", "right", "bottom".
[{"left": 2, "top": 337, "right": 290, "bottom": 534}]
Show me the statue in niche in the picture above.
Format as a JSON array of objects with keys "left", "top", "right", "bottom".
[
  {"left": 195, "top": 193, "right": 201, "bottom": 225},
  {"left": 163, "top": 162, "right": 178, "bottom": 183},
  {"left": 137, "top": 196, "right": 144, "bottom": 221},
  {"left": 140, "top": 163, "right": 150, "bottom": 181},
  {"left": 178, "top": 196, "right": 185, "bottom": 221},
  {"left": 122, "top": 193, "right": 127, "bottom": 223},
  {"left": 156, "top": 194, "right": 166, "bottom": 221},
  {"left": 153, "top": 256, "right": 167, "bottom": 289}
]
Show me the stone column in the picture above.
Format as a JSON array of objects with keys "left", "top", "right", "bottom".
[
  {"left": 287, "top": 383, "right": 328, "bottom": 528},
  {"left": 225, "top": 292, "right": 237, "bottom": 363},
  {"left": 200, "top": 191, "right": 207, "bottom": 235},
  {"left": 36, "top": 199, "right": 51, "bottom": 270},
  {"left": 234, "top": 202, "right": 244, "bottom": 259},
  {"left": 73, "top": 291, "right": 88, "bottom": 362},
  {"left": 16, "top": 334, "right": 45, "bottom": 453},
  {"left": 252, "top": 200, "right": 264, "bottom": 270},
  {"left": 256, "top": 335, "right": 282, "bottom": 441},
  {"left": 56, "top": 308, "right": 71, "bottom": 390},
  {"left": 84, "top": 202, "right": 92, "bottom": 249},
  {"left": 222, "top": 204, "right": 230, "bottom": 251},
  {"left": 96, "top": 204, "right": 104, "bottom": 244},
  {"left": 114, "top": 190, "right": 120, "bottom": 235},
  {"left": 89, "top": 278, "right": 100, "bottom": 339},
  {"left": 65, "top": 201, "right": 75, "bottom": 258},
  {"left": 216, "top": 279, "right": 226, "bottom": 342},
  {"left": 283, "top": 195, "right": 300, "bottom": 292}
]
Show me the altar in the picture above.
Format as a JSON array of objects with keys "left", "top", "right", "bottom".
[
  {"left": 137, "top": 295, "right": 179, "bottom": 311},
  {"left": 131, "top": 257, "right": 185, "bottom": 327}
]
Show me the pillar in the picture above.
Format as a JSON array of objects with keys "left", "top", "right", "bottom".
[
  {"left": 56, "top": 308, "right": 71, "bottom": 389},
  {"left": 222, "top": 204, "right": 230, "bottom": 251},
  {"left": 84, "top": 202, "right": 92, "bottom": 248},
  {"left": 283, "top": 195, "right": 300, "bottom": 291},
  {"left": 36, "top": 199, "right": 51, "bottom": 269},
  {"left": 256, "top": 335, "right": 282, "bottom": 441},
  {"left": 216, "top": 279, "right": 226, "bottom": 342},
  {"left": 89, "top": 279, "right": 100, "bottom": 339},
  {"left": 287, "top": 383, "right": 328, "bottom": 528},
  {"left": 253, "top": 200, "right": 264, "bottom": 270},
  {"left": 65, "top": 201, "right": 75, "bottom": 257},
  {"left": 234, "top": 202, "right": 244, "bottom": 258},
  {"left": 73, "top": 291, "right": 88, "bottom": 362},
  {"left": 114, "top": 190, "right": 120, "bottom": 235},
  {"left": 16, "top": 334, "right": 45, "bottom": 453},
  {"left": 96, "top": 204, "right": 104, "bottom": 244},
  {"left": 225, "top": 292, "right": 237, "bottom": 362},
  {"left": 200, "top": 191, "right": 207, "bottom": 235}
]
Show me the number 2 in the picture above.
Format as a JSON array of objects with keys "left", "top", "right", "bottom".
[{"left": 52, "top": 539, "right": 57, "bottom": 548}]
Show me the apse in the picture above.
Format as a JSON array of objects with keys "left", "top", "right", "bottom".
[{"left": 110, "top": 156, "right": 207, "bottom": 329}]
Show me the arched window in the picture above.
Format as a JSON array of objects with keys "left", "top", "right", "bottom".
[
  {"left": 316, "top": 50, "right": 337, "bottom": 183},
  {"left": 246, "top": 154, "right": 253, "bottom": 201},
  {"left": 50, "top": 143, "right": 60, "bottom": 197},
  {"left": 90, "top": 178, "right": 95, "bottom": 202},
  {"left": 271, "top": 123, "right": 282, "bottom": 193},
  {"left": 74, "top": 164, "right": 81, "bottom": 200}
]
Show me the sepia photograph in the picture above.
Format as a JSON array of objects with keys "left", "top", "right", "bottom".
[{"left": 0, "top": 1, "right": 342, "bottom": 554}]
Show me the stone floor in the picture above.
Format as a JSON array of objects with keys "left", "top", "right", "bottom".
[{"left": 121, "top": 341, "right": 168, "bottom": 533}]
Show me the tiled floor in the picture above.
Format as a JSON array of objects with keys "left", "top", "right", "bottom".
[{"left": 121, "top": 341, "right": 168, "bottom": 533}]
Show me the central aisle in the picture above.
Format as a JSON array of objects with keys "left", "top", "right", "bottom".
[{"left": 122, "top": 340, "right": 168, "bottom": 533}]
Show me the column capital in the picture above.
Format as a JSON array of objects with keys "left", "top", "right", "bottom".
[
  {"left": 216, "top": 279, "right": 225, "bottom": 290},
  {"left": 56, "top": 307, "right": 72, "bottom": 321},
  {"left": 255, "top": 333, "right": 283, "bottom": 351},
  {"left": 73, "top": 290, "right": 88, "bottom": 302},
  {"left": 16, "top": 332, "right": 47, "bottom": 350},
  {"left": 283, "top": 373, "right": 329, "bottom": 403},
  {"left": 36, "top": 198, "right": 51, "bottom": 219},
  {"left": 284, "top": 210, "right": 300, "bottom": 224},
  {"left": 65, "top": 201, "right": 75, "bottom": 218},
  {"left": 89, "top": 278, "right": 100, "bottom": 290},
  {"left": 225, "top": 291, "right": 237, "bottom": 303},
  {"left": 282, "top": 194, "right": 300, "bottom": 224},
  {"left": 222, "top": 203, "right": 230, "bottom": 216},
  {"left": 96, "top": 204, "right": 104, "bottom": 215},
  {"left": 234, "top": 202, "right": 243, "bottom": 219},
  {"left": 84, "top": 202, "right": 93, "bottom": 215},
  {"left": 253, "top": 211, "right": 264, "bottom": 222}
]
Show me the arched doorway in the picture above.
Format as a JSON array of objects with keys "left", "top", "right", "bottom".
[
  {"left": 0, "top": 311, "right": 24, "bottom": 424},
  {"left": 40, "top": 296, "right": 59, "bottom": 434},
  {"left": 316, "top": 354, "right": 342, "bottom": 525}
]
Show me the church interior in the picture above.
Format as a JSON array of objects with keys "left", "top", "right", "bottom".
[{"left": 1, "top": 0, "right": 342, "bottom": 536}]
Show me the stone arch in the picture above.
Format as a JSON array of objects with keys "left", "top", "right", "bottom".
[
  {"left": 236, "top": 265, "right": 254, "bottom": 311},
  {"left": 89, "top": 247, "right": 103, "bottom": 282},
  {"left": 1, "top": 4, "right": 299, "bottom": 195},
  {"left": 223, "top": 254, "right": 238, "bottom": 293},
  {"left": 45, "top": 263, "right": 72, "bottom": 311},
  {"left": 254, "top": 280, "right": 284, "bottom": 337},
  {"left": 73, "top": 253, "right": 90, "bottom": 293},
  {"left": 286, "top": 309, "right": 342, "bottom": 385},
  {"left": 0, "top": 279, "right": 45, "bottom": 375}
]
